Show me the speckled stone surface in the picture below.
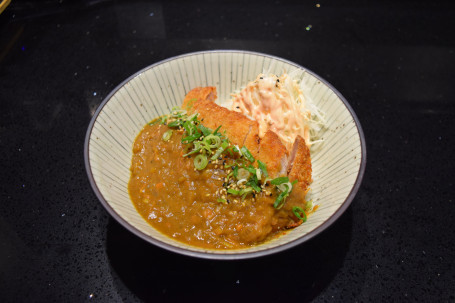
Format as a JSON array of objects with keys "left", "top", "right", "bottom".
[{"left": 1, "top": 1, "right": 454, "bottom": 302}]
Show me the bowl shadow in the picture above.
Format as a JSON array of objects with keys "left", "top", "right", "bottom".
[{"left": 106, "top": 207, "right": 353, "bottom": 302}]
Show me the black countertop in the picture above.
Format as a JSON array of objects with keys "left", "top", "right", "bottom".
[{"left": 1, "top": 1, "right": 454, "bottom": 302}]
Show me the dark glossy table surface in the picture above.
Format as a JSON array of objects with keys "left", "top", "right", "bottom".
[{"left": 1, "top": 1, "right": 454, "bottom": 302}]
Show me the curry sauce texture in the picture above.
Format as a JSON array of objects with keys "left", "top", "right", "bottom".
[{"left": 128, "top": 87, "right": 313, "bottom": 249}]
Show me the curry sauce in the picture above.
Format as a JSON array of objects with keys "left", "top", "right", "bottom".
[{"left": 128, "top": 123, "right": 309, "bottom": 249}]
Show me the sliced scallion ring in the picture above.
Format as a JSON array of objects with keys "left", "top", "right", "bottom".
[
  {"left": 194, "top": 154, "right": 208, "bottom": 170},
  {"left": 292, "top": 206, "right": 307, "bottom": 222},
  {"left": 204, "top": 135, "right": 221, "bottom": 149},
  {"left": 237, "top": 168, "right": 250, "bottom": 180},
  {"left": 161, "top": 130, "right": 173, "bottom": 141}
]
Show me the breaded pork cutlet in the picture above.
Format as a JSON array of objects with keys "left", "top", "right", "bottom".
[
  {"left": 183, "top": 87, "right": 260, "bottom": 155},
  {"left": 181, "top": 86, "right": 217, "bottom": 110},
  {"left": 256, "top": 130, "right": 288, "bottom": 177},
  {"left": 287, "top": 135, "right": 312, "bottom": 190},
  {"left": 181, "top": 87, "right": 312, "bottom": 191}
]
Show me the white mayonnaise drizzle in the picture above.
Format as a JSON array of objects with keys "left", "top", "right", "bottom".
[{"left": 231, "top": 73, "right": 312, "bottom": 150}]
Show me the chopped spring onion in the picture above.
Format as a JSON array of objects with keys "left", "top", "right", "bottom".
[
  {"left": 198, "top": 124, "right": 212, "bottom": 136},
  {"left": 187, "top": 113, "right": 198, "bottom": 122},
  {"left": 292, "top": 206, "right": 307, "bottom": 222},
  {"left": 217, "top": 198, "right": 228, "bottom": 204},
  {"left": 277, "top": 182, "right": 292, "bottom": 193},
  {"left": 183, "top": 120, "right": 198, "bottom": 135},
  {"left": 244, "top": 165, "right": 256, "bottom": 174},
  {"left": 212, "top": 125, "right": 222, "bottom": 135},
  {"left": 240, "top": 187, "right": 253, "bottom": 195},
  {"left": 236, "top": 178, "right": 247, "bottom": 186},
  {"left": 161, "top": 130, "right": 173, "bottom": 141},
  {"left": 271, "top": 176, "right": 289, "bottom": 185},
  {"left": 204, "top": 135, "right": 221, "bottom": 149},
  {"left": 257, "top": 160, "right": 268, "bottom": 178},
  {"left": 183, "top": 141, "right": 202, "bottom": 157},
  {"left": 182, "top": 132, "right": 202, "bottom": 143},
  {"left": 305, "top": 199, "right": 313, "bottom": 212},
  {"left": 168, "top": 120, "right": 183, "bottom": 128},
  {"left": 211, "top": 140, "right": 229, "bottom": 160},
  {"left": 241, "top": 146, "right": 255, "bottom": 162},
  {"left": 273, "top": 190, "right": 289, "bottom": 209},
  {"left": 256, "top": 169, "right": 262, "bottom": 181},
  {"left": 227, "top": 188, "right": 240, "bottom": 195},
  {"left": 233, "top": 165, "right": 239, "bottom": 178},
  {"left": 171, "top": 109, "right": 187, "bottom": 117},
  {"left": 233, "top": 145, "right": 242, "bottom": 155},
  {"left": 237, "top": 168, "right": 250, "bottom": 180},
  {"left": 247, "top": 180, "right": 262, "bottom": 192},
  {"left": 194, "top": 154, "right": 208, "bottom": 170}
]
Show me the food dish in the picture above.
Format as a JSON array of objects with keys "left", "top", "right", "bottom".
[
  {"left": 84, "top": 50, "right": 366, "bottom": 259},
  {"left": 128, "top": 82, "right": 314, "bottom": 249}
]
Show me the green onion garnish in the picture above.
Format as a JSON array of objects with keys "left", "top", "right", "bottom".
[
  {"left": 247, "top": 180, "right": 261, "bottom": 192},
  {"left": 227, "top": 189, "right": 240, "bottom": 195},
  {"left": 161, "top": 130, "right": 173, "bottom": 141},
  {"left": 187, "top": 113, "right": 198, "bottom": 122},
  {"left": 211, "top": 140, "right": 229, "bottom": 160},
  {"left": 257, "top": 160, "right": 268, "bottom": 178},
  {"left": 237, "top": 168, "right": 250, "bottom": 180},
  {"left": 305, "top": 200, "right": 313, "bottom": 212},
  {"left": 204, "top": 134, "right": 221, "bottom": 149},
  {"left": 212, "top": 125, "right": 222, "bottom": 135},
  {"left": 241, "top": 146, "right": 255, "bottom": 162},
  {"left": 292, "top": 206, "right": 307, "bottom": 222},
  {"left": 271, "top": 176, "right": 290, "bottom": 185},
  {"left": 273, "top": 190, "right": 288, "bottom": 209},
  {"left": 181, "top": 133, "right": 202, "bottom": 143},
  {"left": 183, "top": 120, "right": 198, "bottom": 135},
  {"left": 245, "top": 165, "right": 256, "bottom": 174},
  {"left": 167, "top": 120, "right": 182, "bottom": 128},
  {"left": 233, "top": 166, "right": 239, "bottom": 178},
  {"left": 198, "top": 124, "right": 212, "bottom": 136},
  {"left": 239, "top": 187, "right": 253, "bottom": 195},
  {"left": 217, "top": 198, "right": 228, "bottom": 204},
  {"left": 194, "top": 154, "right": 208, "bottom": 170}
]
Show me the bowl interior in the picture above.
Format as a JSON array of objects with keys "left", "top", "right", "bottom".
[{"left": 85, "top": 50, "right": 365, "bottom": 259}]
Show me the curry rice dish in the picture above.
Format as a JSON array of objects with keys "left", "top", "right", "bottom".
[{"left": 128, "top": 86, "right": 314, "bottom": 249}]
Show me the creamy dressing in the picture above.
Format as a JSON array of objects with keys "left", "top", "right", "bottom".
[{"left": 231, "top": 73, "right": 311, "bottom": 150}]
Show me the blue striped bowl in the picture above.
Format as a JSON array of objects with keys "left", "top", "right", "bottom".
[{"left": 84, "top": 50, "right": 366, "bottom": 259}]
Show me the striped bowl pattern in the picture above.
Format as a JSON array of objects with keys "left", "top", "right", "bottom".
[{"left": 84, "top": 50, "right": 366, "bottom": 259}]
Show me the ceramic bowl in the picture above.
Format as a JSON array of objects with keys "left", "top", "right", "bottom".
[{"left": 84, "top": 50, "right": 366, "bottom": 259}]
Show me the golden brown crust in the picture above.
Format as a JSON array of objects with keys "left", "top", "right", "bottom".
[
  {"left": 257, "top": 130, "right": 289, "bottom": 178},
  {"left": 182, "top": 87, "right": 217, "bottom": 112},
  {"left": 287, "top": 135, "right": 312, "bottom": 190}
]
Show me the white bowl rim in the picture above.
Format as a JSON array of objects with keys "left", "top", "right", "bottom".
[{"left": 84, "top": 50, "right": 367, "bottom": 260}]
